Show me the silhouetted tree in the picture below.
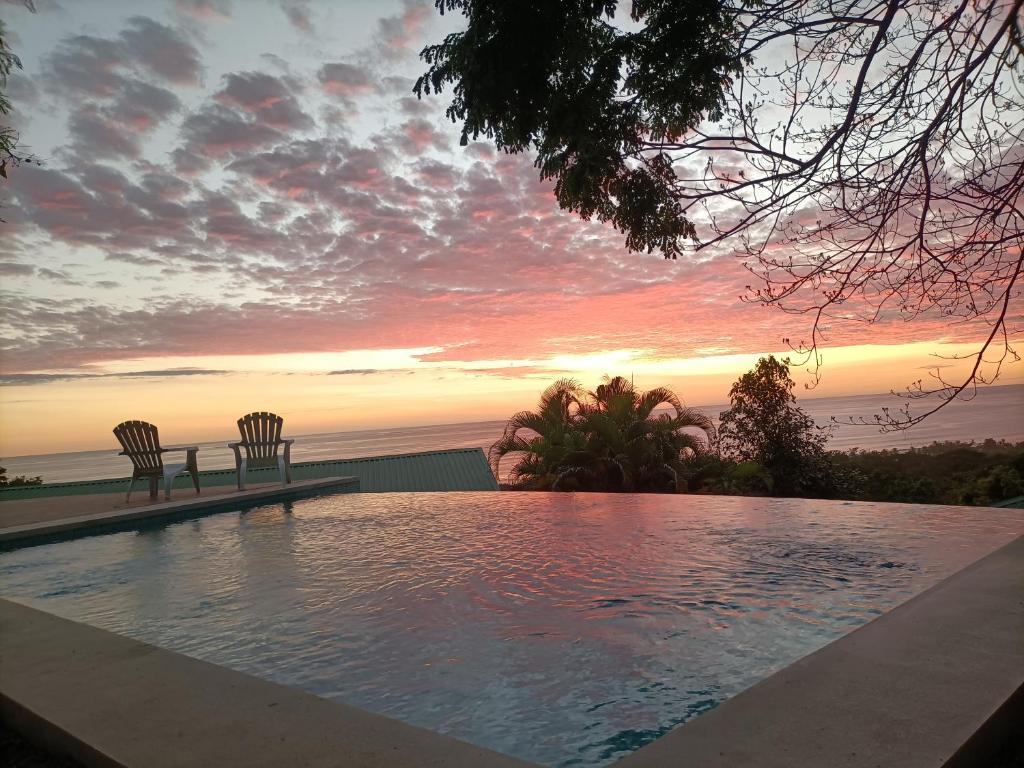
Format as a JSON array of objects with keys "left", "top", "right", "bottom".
[
  {"left": 1, "top": 2, "right": 37, "bottom": 182},
  {"left": 718, "top": 356, "right": 831, "bottom": 496},
  {"left": 417, "top": 0, "right": 1023, "bottom": 427},
  {"left": 0, "top": 466, "right": 42, "bottom": 486},
  {"left": 489, "top": 375, "right": 715, "bottom": 491}
]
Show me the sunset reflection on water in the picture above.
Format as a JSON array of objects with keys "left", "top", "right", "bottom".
[{"left": 1, "top": 492, "right": 1020, "bottom": 766}]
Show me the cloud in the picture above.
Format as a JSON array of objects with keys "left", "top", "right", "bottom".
[
  {"left": 104, "top": 80, "right": 181, "bottom": 133},
  {"left": 214, "top": 71, "right": 312, "bottom": 131},
  {"left": 3, "top": 6, "right": 988, "bottom": 389},
  {"left": 44, "top": 18, "right": 202, "bottom": 97},
  {"left": 327, "top": 369, "right": 380, "bottom": 375},
  {"left": 279, "top": 0, "right": 312, "bottom": 33},
  {"left": 68, "top": 107, "right": 143, "bottom": 159},
  {"left": 375, "top": 1, "right": 431, "bottom": 59},
  {"left": 44, "top": 34, "right": 125, "bottom": 98},
  {"left": 175, "top": 0, "right": 231, "bottom": 23},
  {"left": 119, "top": 16, "right": 203, "bottom": 85},
  {"left": 0, "top": 262, "right": 35, "bottom": 276},
  {"left": 401, "top": 118, "right": 448, "bottom": 154},
  {"left": 179, "top": 103, "right": 283, "bottom": 158},
  {"left": 37, "top": 19, "right": 196, "bottom": 160},
  {"left": 317, "top": 62, "right": 376, "bottom": 98},
  {"left": 0, "top": 368, "right": 231, "bottom": 386}
]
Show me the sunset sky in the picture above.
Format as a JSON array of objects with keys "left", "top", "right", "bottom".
[{"left": 1, "top": 0, "right": 1020, "bottom": 457}]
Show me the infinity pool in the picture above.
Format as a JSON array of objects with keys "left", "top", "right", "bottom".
[{"left": 1, "top": 492, "right": 1020, "bottom": 766}]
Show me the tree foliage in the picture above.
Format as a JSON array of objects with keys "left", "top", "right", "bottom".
[
  {"left": 1, "top": 3, "right": 37, "bottom": 184},
  {"left": 0, "top": 466, "right": 42, "bottom": 487},
  {"left": 418, "top": 0, "right": 1024, "bottom": 426},
  {"left": 831, "top": 439, "right": 1024, "bottom": 505},
  {"left": 717, "top": 355, "right": 832, "bottom": 496},
  {"left": 489, "top": 375, "right": 716, "bottom": 491},
  {"left": 416, "top": 0, "right": 739, "bottom": 260}
]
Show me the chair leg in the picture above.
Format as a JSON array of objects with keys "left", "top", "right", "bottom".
[
  {"left": 148, "top": 476, "right": 159, "bottom": 499},
  {"left": 126, "top": 476, "right": 137, "bottom": 503},
  {"left": 188, "top": 452, "right": 200, "bottom": 494},
  {"left": 278, "top": 456, "right": 287, "bottom": 487},
  {"left": 238, "top": 458, "right": 247, "bottom": 491},
  {"left": 165, "top": 472, "right": 174, "bottom": 501}
]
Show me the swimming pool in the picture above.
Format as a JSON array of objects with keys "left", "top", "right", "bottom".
[{"left": 1, "top": 492, "right": 1020, "bottom": 766}]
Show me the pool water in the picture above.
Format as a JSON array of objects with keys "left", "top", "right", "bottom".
[{"left": 1, "top": 492, "right": 1020, "bottom": 766}]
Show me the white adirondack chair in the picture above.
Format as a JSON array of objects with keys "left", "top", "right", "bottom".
[
  {"left": 229, "top": 411, "right": 294, "bottom": 490},
  {"left": 113, "top": 420, "right": 200, "bottom": 501}
]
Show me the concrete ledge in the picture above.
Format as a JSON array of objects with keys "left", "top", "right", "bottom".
[
  {"left": 0, "top": 598, "right": 535, "bottom": 768},
  {"left": 0, "top": 448, "right": 498, "bottom": 499},
  {"left": 617, "top": 535, "right": 1024, "bottom": 768},
  {"left": 0, "top": 476, "right": 358, "bottom": 546}
]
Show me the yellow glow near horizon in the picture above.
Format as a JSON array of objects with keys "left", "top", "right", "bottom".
[{"left": 1, "top": 340, "right": 1020, "bottom": 456}]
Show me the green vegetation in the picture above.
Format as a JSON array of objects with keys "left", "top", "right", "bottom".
[
  {"left": 0, "top": 466, "right": 42, "bottom": 487},
  {"left": 489, "top": 376, "right": 715, "bottom": 492},
  {"left": 682, "top": 355, "right": 863, "bottom": 499},
  {"left": 0, "top": 5, "right": 37, "bottom": 181},
  {"left": 415, "top": 0, "right": 738, "bottom": 260},
  {"left": 494, "top": 358, "right": 1023, "bottom": 507},
  {"left": 830, "top": 441, "right": 1024, "bottom": 507}
]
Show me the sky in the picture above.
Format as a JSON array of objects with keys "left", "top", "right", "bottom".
[{"left": 0, "top": 0, "right": 1021, "bottom": 456}]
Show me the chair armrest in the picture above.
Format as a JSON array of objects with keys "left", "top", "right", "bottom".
[
  {"left": 162, "top": 446, "right": 199, "bottom": 452},
  {"left": 227, "top": 442, "right": 244, "bottom": 449},
  {"left": 280, "top": 438, "right": 295, "bottom": 445}
]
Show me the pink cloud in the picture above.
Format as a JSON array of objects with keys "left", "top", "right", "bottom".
[
  {"left": 375, "top": 1, "right": 431, "bottom": 57},
  {"left": 175, "top": 0, "right": 231, "bottom": 23},
  {"left": 4, "top": 22, "right": 998, "bottom": 383},
  {"left": 318, "top": 62, "right": 375, "bottom": 97},
  {"left": 214, "top": 71, "right": 312, "bottom": 131}
]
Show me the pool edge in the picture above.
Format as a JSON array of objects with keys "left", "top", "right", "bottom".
[
  {"left": 0, "top": 597, "right": 537, "bottom": 768},
  {"left": 0, "top": 476, "right": 359, "bottom": 547}
]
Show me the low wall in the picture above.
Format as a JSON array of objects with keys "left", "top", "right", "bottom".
[
  {"left": 0, "top": 448, "right": 498, "bottom": 500},
  {"left": 0, "top": 476, "right": 358, "bottom": 546}
]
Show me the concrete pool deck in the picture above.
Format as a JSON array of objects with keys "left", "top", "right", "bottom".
[
  {"left": 1, "top": 535, "right": 1020, "bottom": 767},
  {"left": 0, "top": 476, "right": 358, "bottom": 545},
  {"left": 0, "top": 599, "right": 532, "bottom": 768}
]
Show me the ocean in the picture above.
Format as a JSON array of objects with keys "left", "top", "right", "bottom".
[{"left": 2, "top": 384, "right": 1022, "bottom": 484}]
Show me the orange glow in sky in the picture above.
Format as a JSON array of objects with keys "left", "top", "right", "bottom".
[
  {"left": 2, "top": 2, "right": 1021, "bottom": 458},
  {"left": 2, "top": 341, "right": 1019, "bottom": 456}
]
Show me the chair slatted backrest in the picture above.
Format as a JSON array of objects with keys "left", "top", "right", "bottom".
[
  {"left": 113, "top": 421, "right": 163, "bottom": 472},
  {"left": 238, "top": 412, "right": 283, "bottom": 460}
]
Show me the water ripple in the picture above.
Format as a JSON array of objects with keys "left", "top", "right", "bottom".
[{"left": 1, "top": 492, "right": 1020, "bottom": 767}]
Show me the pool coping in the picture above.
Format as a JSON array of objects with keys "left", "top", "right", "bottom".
[
  {"left": 0, "top": 534, "right": 1020, "bottom": 767},
  {"left": 0, "top": 598, "right": 535, "bottom": 768},
  {"left": 0, "top": 476, "right": 358, "bottom": 545}
]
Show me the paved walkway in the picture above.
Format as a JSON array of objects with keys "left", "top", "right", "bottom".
[
  {"left": 0, "top": 477, "right": 357, "bottom": 544},
  {"left": 0, "top": 482, "right": 289, "bottom": 530}
]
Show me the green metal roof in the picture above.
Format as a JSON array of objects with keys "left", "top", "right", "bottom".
[
  {"left": 0, "top": 448, "right": 498, "bottom": 500},
  {"left": 992, "top": 494, "right": 1024, "bottom": 509}
]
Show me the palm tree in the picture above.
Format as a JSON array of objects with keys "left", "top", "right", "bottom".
[
  {"left": 577, "top": 376, "right": 716, "bottom": 492},
  {"left": 488, "top": 379, "right": 588, "bottom": 489},
  {"left": 490, "top": 375, "right": 716, "bottom": 492}
]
